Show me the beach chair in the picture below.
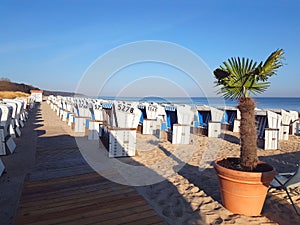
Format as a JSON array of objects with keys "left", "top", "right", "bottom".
[
  {"left": 269, "top": 162, "right": 300, "bottom": 215},
  {"left": 197, "top": 105, "right": 224, "bottom": 137}
]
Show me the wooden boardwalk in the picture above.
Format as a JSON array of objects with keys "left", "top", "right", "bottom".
[{"left": 15, "top": 102, "right": 167, "bottom": 225}]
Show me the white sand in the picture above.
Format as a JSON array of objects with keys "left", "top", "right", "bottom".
[{"left": 130, "top": 132, "right": 300, "bottom": 225}]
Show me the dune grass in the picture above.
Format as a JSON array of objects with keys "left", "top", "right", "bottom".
[{"left": 0, "top": 91, "right": 29, "bottom": 100}]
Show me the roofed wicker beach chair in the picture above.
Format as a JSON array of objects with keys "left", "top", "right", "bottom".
[{"left": 269, "top": 162, "right": 300, "bottom": 215}]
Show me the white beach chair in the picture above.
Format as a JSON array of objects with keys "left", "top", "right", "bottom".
[
  {"left": 255, "top": 110, "right": 281, "bottom": 150},
  {"left": 3, "top": 99, "right": 25, "bottom": 128},
  {"left": 172, "top": 104, "right": 194, "bottom": 144},
  {"left": 140, "top": 102, "right": 160, "bottom": 135},
  {"left": 87, "top": 100, "right": 107, "bottom": 140},
  {"left": 269, "top": 162, "right": 300, "bottom": 215},
  {"left": 216, "top": 106, "right": 241, "bottom": 133},
  {"left": 277, "top": 109, "right": 291, "bottom": 140},
  {"left": 1, "top": 102, "right": 20, "bottom": 137},
  {"left": 196, "top": 105, "right": 223, "bottom": 137},
  {"left": 0, "top": 104, "right": 16, "bottom": 154},
  {"left": 289, "top": 111, "right": 299, "bottom": 135},
  {"left": 105, "top": 101, "right": 141, "bottom": 157}
]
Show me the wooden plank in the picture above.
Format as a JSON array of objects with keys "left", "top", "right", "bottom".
[
  {"left": 17, "top": 196, "right": 148, "bottom": 225},
  {"left": 22, "top": 202, "right": 153, "bottom": 225},
  {"left": 16, "top": 102, "right": 167, "bottom": 225},
  {"left": 19, "top": 186, "right": 136, "bottom": 213},
  {"left": 19, "top": 182, "right": 130, "bottom": 207},
  {"left": 18, "top": 189, "right": 139, "bottom": 217},
  {"left": 21, "top": 172, "right": 125, "bottom": 194},
  {"left": 24, "top": 172, "right": 101, "bottom": 188},
  {"left": 20, "top": 174, "right": 125, "bottom": 204},
  {"left": 88, "top": 209, "right": 165, "bottom": 225},
  {"left": 121, "top": 215, "right": 168, "bottom": 225}
]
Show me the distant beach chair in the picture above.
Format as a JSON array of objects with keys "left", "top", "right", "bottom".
[
  {"left": 279, "top": 109, "right": 291, "bottom": 140},
  {"left": 86, "top": 100, "right": 106, "bottom": 140},
  {"left": 289, "top": 111, "right": 299, "bottom": 135},
  {"left": 0, "top": 103, "right": 17, "bottom": 154},
  {"left": 269, "top": 162, "right": 300, "bottom": 215},
  {"left": 71, "top": 98, "right": 91, "bottom": 135},
  {"left": 196, "top": 106, "right": 211, "bottom": 129},
  {"left": 196, "top": 106, "right": 223, "bottom": 137},
  {"left": 137, "top": 104, "right": 146, "bottom": 133},
  {"left": 219, "top": 106, "right": 241, "bottom": 132},
  {"left": 164, "top": 104, "right": 193, "bottom": 144},
  {"left": 255, "top": 110, "right": 281, "bottom": 150},
  {"left": 164, "top": 105, "right": 177, "bottom": 141},
  {"left": 137, "top": 102, "right": 160, "bottom": 135},
  {"left": 3, "top": 99, "right": 25, "bottom": 128}
]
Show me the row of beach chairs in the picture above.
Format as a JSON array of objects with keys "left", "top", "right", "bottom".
[
  {"left": 47, "top": 95, "right": 300, "bottom": 157},
  {"left": 0, "top": 98, "right": 34, "bottom": 177}
]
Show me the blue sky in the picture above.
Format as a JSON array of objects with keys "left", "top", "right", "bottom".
[{"left": 0, "top": 0, "right": 299, "bottom": 97}]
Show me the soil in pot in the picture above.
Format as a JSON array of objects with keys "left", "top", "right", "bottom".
[{"left": 217, "top": 157, "right": 274, "bottom": 172}]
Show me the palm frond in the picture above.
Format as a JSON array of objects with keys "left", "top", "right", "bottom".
[
  {"left": 258, "top": 49, "right": 285, "bottom": 80},
  {"left": 213, "top": 49, "right": 284, "bottom": 99}
]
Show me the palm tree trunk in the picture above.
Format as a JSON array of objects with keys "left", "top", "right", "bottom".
[{"left": 238, "top": 97, "right": 258, "bottom": 171}]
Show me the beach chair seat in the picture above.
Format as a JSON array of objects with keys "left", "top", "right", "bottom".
[{"left": 269, "top": 162, "right": 300, "bottom": 215}]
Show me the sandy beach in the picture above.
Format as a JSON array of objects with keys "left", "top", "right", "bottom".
[
  {"left": 0, "top": 101, "right": 299, "bottom": 225},
  {"left": 132, "top": 133, "right": 300, "bottom": 225}
]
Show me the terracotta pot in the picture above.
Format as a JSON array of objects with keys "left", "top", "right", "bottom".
[{"left": 214, "top": 158, "right": 276, "bottom": 216}]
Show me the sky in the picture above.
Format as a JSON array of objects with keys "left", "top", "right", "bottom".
[{"left": 0, "top": 0, "right": 299, "bottom": 97}]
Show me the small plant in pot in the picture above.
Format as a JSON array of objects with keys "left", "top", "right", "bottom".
[{"left": 213, "top": 49, "right": 284, "bottom": 216}]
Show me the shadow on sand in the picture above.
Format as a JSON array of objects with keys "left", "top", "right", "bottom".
[{"left": 157, "top": 141, "right": 300, "bottom": 225}]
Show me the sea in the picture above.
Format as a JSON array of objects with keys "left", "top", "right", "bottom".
[{"left": 99, "top": 96, "right": 300, "bottom": 112}]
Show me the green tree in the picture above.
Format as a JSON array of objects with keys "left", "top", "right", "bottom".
[{"left": 214, "top": 49, "right": 284, "bottom": 171}]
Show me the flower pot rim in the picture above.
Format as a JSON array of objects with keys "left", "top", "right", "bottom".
[{"left": 214, "top": 157, "right": 276, "bottom": 175}]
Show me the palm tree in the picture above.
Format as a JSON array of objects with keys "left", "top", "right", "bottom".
[{"left": 214, "top": 49, "right": 284, "bottom": 171}]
